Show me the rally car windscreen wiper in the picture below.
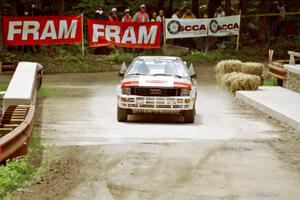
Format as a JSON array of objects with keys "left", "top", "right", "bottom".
[
  {"left": 152, "top": 74, "right": 183, "bottom": 78},
  {"left": 127, "top": 73, "right": 147, "bottom": 76}
]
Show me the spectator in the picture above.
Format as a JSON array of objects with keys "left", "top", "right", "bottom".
[
  {"left": 108, "top": 8, "right": 119, "bottom": 22},
  {"left": 201, "top": 14, "right": 209, "bottom": 53},
  {"left": 214, "top": 6, "right": 225, "bottom": 18},
  {"left": 31, "top": 2, "right": 41, "bottom": 16},
  {"left": 270, "top": 1, "right": 286, "bottom": 39},
  {"left": 172, "top": 8, "right": 180, "bottom": 19},
  {"left": 156, "top": 10, "right": 165, "bottom": 47},
  {"left": 95, "top": 4, "right": 106, "bottom": 20},
  {"left": 122, "top": 9, "right": 133, "bottom": 22},
  {"left": 133, "top": 4, "right": 149, "bottom": 22},
  {"left": 22, "top": 3, "right": 34, "bottom": 53},
  {"left": 156, "top": 9, "right": 164, "bottom": 22},
  {"left": 31, "top": 2, "right": 41, "bottom": 52},
  {"left": 277, "top": 2, "right": 286, "bottom": 32},
  {"left": 21, "top": 3, "right": 31, "bottom": 16},
  {"left": 181, "top": 9, "right": 196, "bottom": 19},
  {"left": 151, "top": 12, "right": 158, "bottom": 22}
]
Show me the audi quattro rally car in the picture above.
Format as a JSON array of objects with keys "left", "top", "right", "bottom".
[{"left": 117, "top": 56, "right": 198, "bottom": 123}]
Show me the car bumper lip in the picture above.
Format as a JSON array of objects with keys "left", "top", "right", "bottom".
[{"left": 118, "top": 95, "right": 194, "bottom": 110}]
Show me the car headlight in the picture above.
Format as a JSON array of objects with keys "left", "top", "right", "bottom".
[
  {"left": 122, "top": 87, "right": 131, "bottom": 95},
  {"left": 181, "top": 88, "right": 190, "bottom": 96}
]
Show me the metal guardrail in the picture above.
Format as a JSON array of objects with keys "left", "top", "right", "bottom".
[
  {"left": 0, "top": 62, "right": 43, "bottom": 163},
  {"left": 268, "top": 58, "right": 300, "bottom": 86},
  {"left": 0, "top": 62, "right": 17, "bottom": 74},
  {"left": 0, "top": 105, "right": 35, "bottom": 163}
]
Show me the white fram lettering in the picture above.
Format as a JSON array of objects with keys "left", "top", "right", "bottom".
[{"left": 7, "top": 19, "right": 78, "bottom": 41}]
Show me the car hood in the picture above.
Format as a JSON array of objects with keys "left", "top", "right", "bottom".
[{"left": 122, "top": 75, "right": 191, "bottom": 88}]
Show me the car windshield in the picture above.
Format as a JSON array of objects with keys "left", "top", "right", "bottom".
[{"left": 126, "top": 59, "right": 189, "bottom": 78}]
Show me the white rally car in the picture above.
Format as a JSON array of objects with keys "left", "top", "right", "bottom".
[{"left": 117, "top": 56, "right": 197, "bottom": 123}]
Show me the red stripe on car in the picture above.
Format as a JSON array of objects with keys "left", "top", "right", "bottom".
[
  {"left": 174, "top": 82, "right": 191, "bottom": 90},
  {"left": 121, "top": 81, "right": 139, "bottom": 87}
]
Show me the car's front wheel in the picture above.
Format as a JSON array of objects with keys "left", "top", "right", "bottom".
[
  {"left": 184, "top": 109, "right": 195, "bottom": 123},
  {"left": 117, "top": 107, "right": 128, "bottom": 122}
]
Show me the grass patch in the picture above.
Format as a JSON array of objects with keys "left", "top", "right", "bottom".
[
  {"left": 37, "top": 86, "right": 58, "bottom": 98},
  {"left": 0, "top": 83, "right": 8, "bottom": 91},
  {"left": 0, "top": 132, "right": 55, "bottom": 199},
  {"left": 263, "top": 77, "right": 278, "bottom": 86}
]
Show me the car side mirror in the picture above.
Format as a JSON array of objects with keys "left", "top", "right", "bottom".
[
  {"left": 189, "top": 63, "right": 197, "bottom": 78},
  {"left": 119, "top": 62, "right": 127, "bottom": 77}
]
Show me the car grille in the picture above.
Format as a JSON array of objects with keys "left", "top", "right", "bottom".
[{"left": 131, "top": 87, "right": 181, "bottom": 97}]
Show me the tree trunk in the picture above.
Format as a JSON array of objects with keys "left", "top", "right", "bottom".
[
  {"left": 158, "top": 0, "right": 164, "bottom": 10},
  {"left": 208, "top": 0, "right": 221, "bottom": 18},
  {"left": 52, "top": 0, "right": 64, "bottom": 15},
  {"left": 239, "top": 0, "right": 248, "bottom": 31},
  {"left": 11, "top": 0, "right": 18, "bottom": 16},
  {"left": 168, "top": 0, "right": 173, "bottom": 17},
  {"left": 192, "top": 0, "right": 200, "bottom": 18},
  {"left": 225, "top": 0, "right": 231, "bottom": 16},
  {"left": 258, "top": 0, "right": 268, "bottom": 42}
]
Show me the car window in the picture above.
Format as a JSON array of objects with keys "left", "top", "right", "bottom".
[{"left": 127, "top": 59, "right": 189, "bottom": 78}]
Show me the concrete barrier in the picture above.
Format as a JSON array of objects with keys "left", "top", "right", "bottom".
[{"left": 2, "top": 62, "right": 42, "bottom": 115}]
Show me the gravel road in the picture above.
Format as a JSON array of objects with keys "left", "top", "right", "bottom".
[{"left": 8, "top": 65, "right": 300, "bottom": 200}]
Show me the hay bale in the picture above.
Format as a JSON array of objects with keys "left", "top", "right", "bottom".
[
  {"left": 215, "top": 60, "right": 243, "bottom": 76},
  {"left": 218, "top": 72, "right": 261, "bottom": 93},
  {"left": 242, "top": 62, "right": 264, "bottom": 76}
]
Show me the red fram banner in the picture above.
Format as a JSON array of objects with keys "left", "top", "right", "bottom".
[
  {"left": 88, "top": 20, "right": 161, "bottom": 48},
  {"left": 2, "top": 15, "right": 83, "bottom": 46}
]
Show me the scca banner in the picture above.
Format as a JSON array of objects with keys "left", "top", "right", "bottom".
[
  {"left": 165, "top": 18, "right": 208, "bottom": 39},
  {"left": 208, "top": 15, "right": 240, "bottom": 37},
  {"left": 88, "top": 20, "right": 161, "bottom": 48},
  {"left": 2, "top": 15, "right": 82, "bottom": 46}
]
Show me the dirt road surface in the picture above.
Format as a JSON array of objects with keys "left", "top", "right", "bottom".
[{"left": 12, "top": 66, "right": 300, "bottom": 200}]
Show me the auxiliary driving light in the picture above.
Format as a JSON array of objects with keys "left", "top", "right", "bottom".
[
  {"left": 122, "top": 87, "right": 131, "bottom": 95},
  {"left": 181, "top": 88, "right": 190, "bottom": 96},
  {"left": 185, "top": 99, "right": 191, "bottom": 104}
]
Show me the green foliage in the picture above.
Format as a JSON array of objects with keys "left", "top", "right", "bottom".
[
  {"left": 0, "top": 132, "right": 44, "bottom": 199},
  {"left": 263, "top": 77, "right": 278, "bottom": 86},
  {"left": 0, "top": 158, "right": 34, "bottom": 198},
  {"left": 0, "top": 83, "right": 8, "bottom": 91},
  {"left": 37, "top": 86, "right": 58, "bottom": 98}
]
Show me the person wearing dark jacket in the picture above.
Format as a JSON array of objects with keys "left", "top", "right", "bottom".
[
  {"left": 21, "top": 3, "right": 34, "bottom": 53},
  {"left": 95, "top": 4, "right": 106, "bottom": 20}
]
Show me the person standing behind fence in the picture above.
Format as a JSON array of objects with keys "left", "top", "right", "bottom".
[
  {"left": 31, "top": 2, "right": 41, "bottom": 52},
  {"left": 21, "top": 3, "right": 34, "bottom": 53},
  {"left": 201, "top": 14, "right": 209, "bottom": 53},
  {"left": 122, "top": 9, "right": 132, "bottom": 22},
  {"left": 133, "top": 4, "right": 149, "bottom": 22},
  {"left": 151, "top": 12, "right": 158, "bottom": 22},
  {"left": 109, "top": 8, "right": 119, "bottom": 22},
  {"left": 214, "top": 6, "right": 225, "bottom": 18},
  {"left": 95, "top": 4, "right": 106, "bottom": 20},
  {"left": 172, "top": 8, "right": 180, "bottom": 19},
  {"left": 156, "top": 10, "right": 165, "bottom": 47}
]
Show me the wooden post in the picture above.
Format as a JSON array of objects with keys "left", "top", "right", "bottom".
[
  {"left": 81, "top": 13, "right": 85, "bottom": 56},
  {"left": 236, "top": 10, "right": 241, "bottom": 51}
]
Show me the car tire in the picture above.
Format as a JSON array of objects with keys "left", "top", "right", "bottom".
[
  {"left": 184, "top": 109, "right": 195, "bottom": 123},
  {"left": 117, "top": 107, "right": 128, "bottom": 122}
]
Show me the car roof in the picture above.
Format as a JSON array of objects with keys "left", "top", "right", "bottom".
[{"left": 135, "top": 56, "right": 182, "bottom": 61}]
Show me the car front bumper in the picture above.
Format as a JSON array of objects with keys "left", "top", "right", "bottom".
[{"left": 118, "top": 95, "right": 195, "bottom": 111}]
